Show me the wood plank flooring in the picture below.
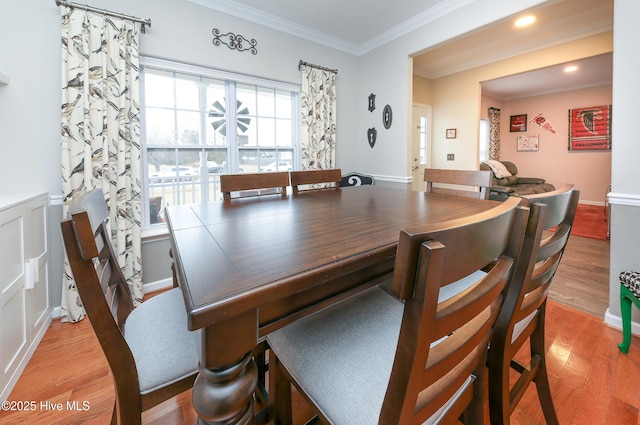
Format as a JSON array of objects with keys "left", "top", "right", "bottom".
[
  {"left": 2, "top": 236, "right": 633, "bottom": 425},
  {"left": 549, "top": 234, "right": 610, "bottom": 317}
]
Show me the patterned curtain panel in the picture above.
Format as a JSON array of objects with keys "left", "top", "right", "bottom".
[
  {"left": 300, "top": 65, "right": 337, "bottom": 171},
  {"left": 488, "top": 107, "right": 501, "bottom": 160},
  {"left": 60, "top": 6, "right": 142, "bottom": 322}
]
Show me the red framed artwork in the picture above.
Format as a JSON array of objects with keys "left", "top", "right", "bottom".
[
  {"left": 568, "top": 105, "right": 611, "bottom": 151},
  {"left": 510, "top": 114, "right": 527, "bottom": 132}
]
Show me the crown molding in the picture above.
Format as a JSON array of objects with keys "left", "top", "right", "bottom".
[
  {"left": 357, "top": 0, "right": 474, "bottom": 55},
  {"left": 186, "top": 0, "right": 360, "bottom": 54},
  {"left": 186, "top": 0, "right": 472, "bottom": 56}
]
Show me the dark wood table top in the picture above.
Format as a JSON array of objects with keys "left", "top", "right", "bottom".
[{"left": 166, "top": 185, "right": 498, "bottom": 331}]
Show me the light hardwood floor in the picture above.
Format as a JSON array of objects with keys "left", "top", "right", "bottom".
[
  {"left": 2, "top": 236, "right": 634, "bottom": 425},
  {"left": 549, "top": 234, "right": 610, "bottom": 317}
]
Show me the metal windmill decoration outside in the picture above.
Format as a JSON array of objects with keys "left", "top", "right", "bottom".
[{"left": 208, "top": 99, "right": 251, "bottom": 136}]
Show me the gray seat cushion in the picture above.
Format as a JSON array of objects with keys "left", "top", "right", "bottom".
[
  {"left": 268, "top": 274, "right": 484, "bottom": 425},
  {"left": 268, "top": 287, "right": 402, "bottom": 424},
  {"left": 125, "top": 288, "right": 200, "bottom": 394}
]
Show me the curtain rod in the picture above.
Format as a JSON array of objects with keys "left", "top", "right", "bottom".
[
  {"left": 55, "top": 0, "right": 151, "bottom": 33},
  {"left": 298, "top": 60, "right": 338, "bottom": 74}
]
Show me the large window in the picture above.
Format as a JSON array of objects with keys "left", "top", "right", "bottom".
[{"left": 140, "top": 58, "right": 299, "bottom": 227}]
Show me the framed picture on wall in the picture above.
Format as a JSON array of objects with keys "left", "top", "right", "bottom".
[
  {"left": 446, "top": 128, "right": 457, "bottom": 139},
  {"left": 568, "top": 105, "right": 611, "bottom": 151},
  {"left": 517, "top": 135, "right": 539, "bottom": 151},
  {"left": 510, "top": 114, "right": 527, "bottom": 132}
]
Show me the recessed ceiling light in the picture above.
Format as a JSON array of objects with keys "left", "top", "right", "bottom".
[
  {"left": 564, "top": 65, "right": 578, "bottom": 73},
  {"left": 515, "top": 15, "right": 536, "bottom": 27}
]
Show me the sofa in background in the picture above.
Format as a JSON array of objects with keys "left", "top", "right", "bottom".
[{"left": 480, "top": 160, "right": 555, "bottom": 201}]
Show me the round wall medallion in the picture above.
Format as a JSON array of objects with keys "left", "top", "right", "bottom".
[{"left": 383, "top": 104, "right": 392, "bottom": 129}]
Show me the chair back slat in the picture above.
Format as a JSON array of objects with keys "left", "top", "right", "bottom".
[
  {"left": 62, "top": 189, "right": 134, "bottom": 333},
  {"left": 487, "top": 184, "right": 579, "bottom": 425},
  {"left": 380, "top": 196, "right": 531, "bottom": 424},
  {"left": 515, "top": 185, "right": 579, "bottom": 319},
  {"left": 424, "top": 168, "right": 492, "bottom": 200},
  {"left": 220, "top": 172, "right": 289, "bottom": 200},
  {"left": 290, "top": 169, "right": 342, "bottom": 193},
  {"left": 392, "top": 197, "right": 526, "bottom": 301}
]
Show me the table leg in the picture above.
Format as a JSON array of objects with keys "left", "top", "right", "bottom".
[{"left": 192, "top": 310, "right": 259, "bottom": 424}]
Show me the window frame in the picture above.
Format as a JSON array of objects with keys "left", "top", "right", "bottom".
[{"left": 139, "top": 57, "right": 300, "bottom": 233}]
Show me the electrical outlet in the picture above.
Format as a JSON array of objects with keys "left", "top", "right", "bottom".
[{"left": 447, "top": 153, "right": 455, "bottom": 161}]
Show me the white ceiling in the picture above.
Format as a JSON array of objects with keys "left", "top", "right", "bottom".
[
  {"left": 187, "top": 0, "right": 467, "bottom": 54},
  {"left": 189, "top": 0, "right": 614, "bottom": 99}
]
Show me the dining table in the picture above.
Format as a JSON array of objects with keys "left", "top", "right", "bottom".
[{"left": 165, "top": 184, "right": 499, "bottom": 425}]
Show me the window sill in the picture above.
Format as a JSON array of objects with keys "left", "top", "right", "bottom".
[{"left": 141, "top": 223, "right": 169, "bottom": 241}]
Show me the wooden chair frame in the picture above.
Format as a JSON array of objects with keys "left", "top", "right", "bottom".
[
  {"left": 424, "top": 168, "right": 492, "bottom": 200},
  {"left": 487, "top": 184, "right": 579, "bottom": 425},
  {"left": 290, "top": 169, "right": 342, "bottom": 193},
  {"left": 220, "top": 172, "right": 290, "bottom": 200},
  {"left": 61, "top": 190, "right": 197, "bottom": 425}
]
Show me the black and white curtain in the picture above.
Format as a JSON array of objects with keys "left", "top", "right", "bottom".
[
  {"left": 300, "top": 65, "right": 337, "bottom": 170},
  {"left": 488, "top": 107, "right": 501, "bottom": 160},
  {"left": 60, "top": 6, "right": 143, "bottom": 322}
]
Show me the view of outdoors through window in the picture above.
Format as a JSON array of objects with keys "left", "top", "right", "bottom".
[{"left": 141, "top": 64, "right": 298, "bottom": 226}]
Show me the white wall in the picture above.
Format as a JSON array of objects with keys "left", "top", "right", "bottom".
[
  {"left": 608, "top": 0, "right": 640, "bottom": 327},
  {"left": 353, "top": 0, "right": 550, "bottom": 182},
  {"left": 0, "top": 2, "right": 60, "bottom": 196}
]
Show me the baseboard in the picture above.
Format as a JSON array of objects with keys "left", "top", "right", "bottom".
[
  {"left": 604, "top": 307, "right": 640, "bottom": 335},
  {"left": 144, "top": 277, "right": 174, "bottom": 294},
  {"left": 579, "top": 200, "right": 606, "bottom": 207}
]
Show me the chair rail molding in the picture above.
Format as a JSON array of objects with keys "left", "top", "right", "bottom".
[{"left": 608, "top": 192, "right": 640, "bottom": 207}]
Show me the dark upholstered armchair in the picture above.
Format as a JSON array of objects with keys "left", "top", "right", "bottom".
[{"left": 480, "top": 160, "right": 555, "bottom": 201}]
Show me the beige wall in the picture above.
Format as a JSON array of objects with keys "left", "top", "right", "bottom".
[
  {"left": 414, "top": 31, "right": 613, "bottom": 203},
  {"left": 413, "top": 76, "right": 433, "bottom": 105},
  {"left": 493, "top": 85, "right": 612, "bottom": 204}
]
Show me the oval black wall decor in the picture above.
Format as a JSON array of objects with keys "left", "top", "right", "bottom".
[{"left": 383, "top": 104, "right": 392, "bottom": 129}]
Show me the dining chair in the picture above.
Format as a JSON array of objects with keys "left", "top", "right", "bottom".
[
  {"left": 618, "top": 271, "right": 640, "bottom": 353},
  {"left": 60, "top": 189, "right": 199, "bottom": 425},
  {"left": 290, "top": 169, "right": 342, "bottom": 193},
  {"left": 148, "top": 195, "right": 164, "bottom": 223},
  {"left": 220, "top": 171, "right": 290, "bottom": 200},
  {"left": 267, "top": 196, "right": 532, "bottom": 424},
  {"left": 487, "top": 184, "right": 579, "bottom": 425},
  {"left": 424, "top": 168, "right": 492, "bottom": 200}
]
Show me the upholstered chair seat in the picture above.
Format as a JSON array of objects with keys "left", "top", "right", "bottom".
[
  {"left": 124, "top": 288, "right": 199, "bottom": 394},
  {"left": 620, "top": 271, "right": 640, "bottom": 297}
]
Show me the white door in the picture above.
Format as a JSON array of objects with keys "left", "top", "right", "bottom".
[{"left": 411, "top": 104, "right": 432, "bottom": 191}]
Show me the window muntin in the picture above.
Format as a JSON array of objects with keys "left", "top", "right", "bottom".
[
  {"left": 419, "top": 116, "right": 428, "bottom": 165},
  {"left": 141, "top": 60, "right": 299, "bottom": 227}
]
